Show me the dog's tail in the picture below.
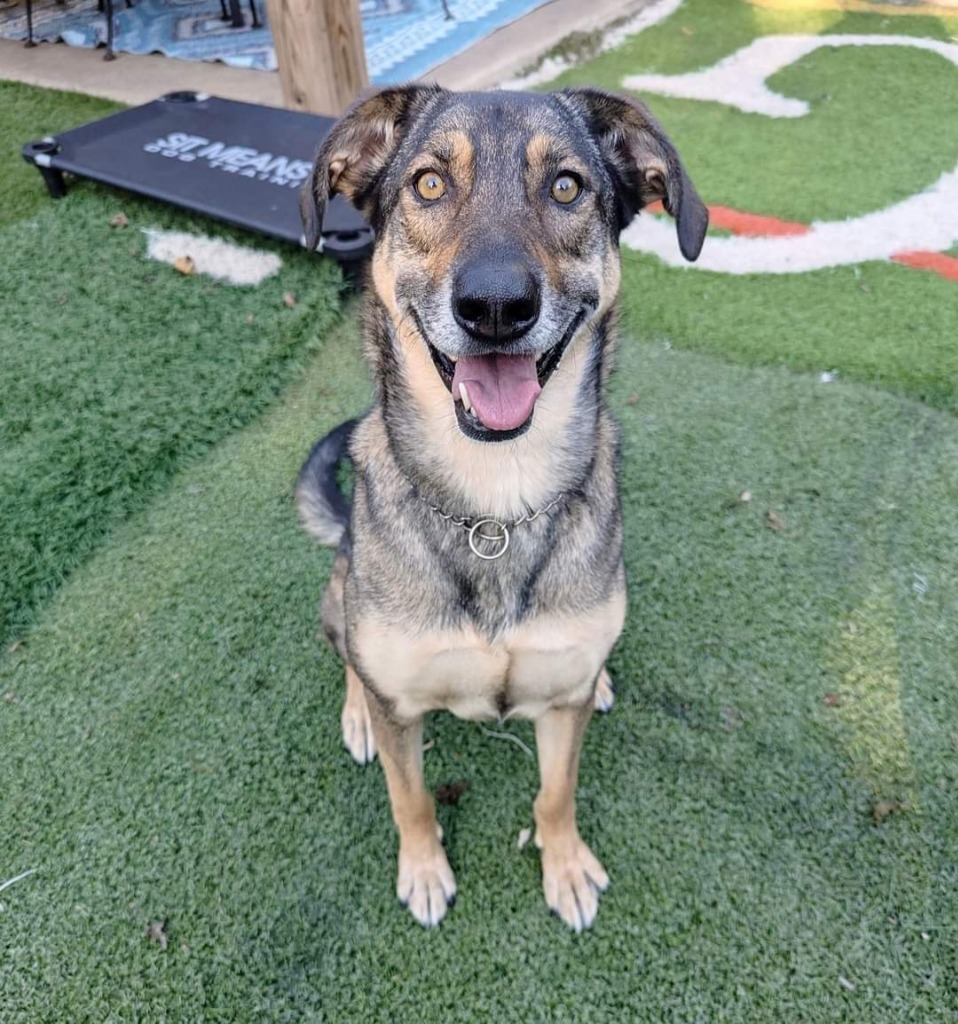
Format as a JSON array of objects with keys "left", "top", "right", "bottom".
[{"left": 295, "top": 418, "right": 358, "bottom": 547}]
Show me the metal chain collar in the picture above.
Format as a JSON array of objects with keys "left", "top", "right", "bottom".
[{"left": 426, "top": 495, "right": 564, "bottom": 560}]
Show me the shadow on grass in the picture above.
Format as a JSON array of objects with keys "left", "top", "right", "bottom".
[{"left": 0, "top": 181, "right": 344, "bottom": 648}]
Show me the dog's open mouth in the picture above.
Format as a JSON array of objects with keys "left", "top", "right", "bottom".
[{"left": 425, "top": 310, "right": 586, "bottom": 443}]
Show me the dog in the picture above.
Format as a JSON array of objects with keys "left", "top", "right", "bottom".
[{"left": 296, "top": 83, "right": 707, "bottom": 931}]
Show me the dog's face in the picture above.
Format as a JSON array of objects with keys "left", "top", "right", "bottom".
[{"left": 303, "top": 86, "right": 707, "bottom": 444}]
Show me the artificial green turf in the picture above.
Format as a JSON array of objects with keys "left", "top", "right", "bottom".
[
  {"left": 550, "top": 0, "right": 958, "bottom": 413},
  {"left": 2, "top": 313, "right": 957, "bottom": 1022},
  {"left": 618, "top": 255, "right": 958, "bottom": 412},
  {"left": 558, "top": 2, "right": 958, "bottom": 223},
  {"left": 0, "top": 83, "right": 345, "bottom": 648},
  {"left": 3, "top": 9, "right": 958, "bottom": 1018},
  {"left": 0, "top": 80, "right": 122, "bottom": 231}
]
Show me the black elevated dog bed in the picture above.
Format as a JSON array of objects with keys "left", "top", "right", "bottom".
[{"left": 22, "top": 91, "right": 373, "bottom": 265}]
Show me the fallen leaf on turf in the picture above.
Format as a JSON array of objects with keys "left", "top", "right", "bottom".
[
  {"left": 681, "top": 25, "right": 694, "bottom": 35},
  {"left": 283, "top": 291, "right": 297, "bottom": 308},
  {"left": 110, "top": 212, "right": 129, "bottom": 228},
  {"left": 872, "top": 800, "right": 907, "bottom": 824},
  {"left": 766, "top": 510, "right": 784, "bottom": 532},
  {"left": 838, "top": 976, "right": 855, "bottom": 992},
  {"left": 625, "top": 393, "right": 639, "bottom": 406},
  {"left": 740, "top": 490, "right": 752, "bottom": 503},
  {"left": 173, "top": 256, "right": 195, "bottom": 276},
  {"left": 517, "top": 827, "right": 532, "bottom": 850},
  {"left": 145, "top": 920, "right": 168, "bottom": 950},
  {"left": 6, "top": 641, "right": 24, "bottom": 654},
  {"left": 823, "top": 693, "right": 842, "bottom": 707},
  {"left": 4, "top": 692, "right": 20, "bottom": 704},
  {"left": 435, "top": 780, "right": 469, "bottom": 806}
]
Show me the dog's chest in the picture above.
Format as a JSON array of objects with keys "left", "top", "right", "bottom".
[{"left": 354, "top": 589, "right": 625, "bottom": 721}]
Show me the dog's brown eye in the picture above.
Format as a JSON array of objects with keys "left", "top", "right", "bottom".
[
  {"left": 551, "top": 174, "right": 581, "bottom": 205},
  {"left": 415, "top": 171, "right": 446, "bottom": 201}
]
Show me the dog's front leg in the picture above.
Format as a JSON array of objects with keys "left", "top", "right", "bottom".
[
  {"left": 365, "top": 690, "right": 456, "bottom": 927},
  {"left": 533, "top": 702, "right": 609, "bottom": 931}
]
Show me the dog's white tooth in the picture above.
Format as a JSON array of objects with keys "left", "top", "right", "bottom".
[{"left": 458, "top": 382, "right": 472, "bottom": 413}]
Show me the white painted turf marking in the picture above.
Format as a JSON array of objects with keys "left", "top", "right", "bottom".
[
  {"left": 626, "top": 166, "right": 958, "bottom": 274},
  {"left": 623, "top": 34, "right": 958, "bottom": 118},
  {"left": 143, "top": 229, "right": 282, "bottom": 286},
  {"left": 619, "top": 32, "right": 958, "bottom": 274},
  {"left": 499, "top": 0, "right": 684, "bottom": 89}
]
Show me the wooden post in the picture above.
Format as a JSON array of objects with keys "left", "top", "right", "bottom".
[{"left": 267, "top": 0, "right": 369, "bottom": 116}]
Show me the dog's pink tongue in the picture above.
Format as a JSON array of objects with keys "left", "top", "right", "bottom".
[{"left": 452, "top": 353, "right": 541, "bottom": 432}]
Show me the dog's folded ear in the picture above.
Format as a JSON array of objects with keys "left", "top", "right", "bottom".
[
  {"left": 301, "top": 83, "right": 444, "bottom": 252},
  {"left": 561, "top": 87, "right": 709, "bottom": 262}
]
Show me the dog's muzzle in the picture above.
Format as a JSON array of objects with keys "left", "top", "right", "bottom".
[{"left": 421, "top": 304, "right": 590, "bottom": 444}]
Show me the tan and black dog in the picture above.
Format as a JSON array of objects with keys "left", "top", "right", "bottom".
[{"left": 296, "top": 84, "right": 707, "bottom": 931}]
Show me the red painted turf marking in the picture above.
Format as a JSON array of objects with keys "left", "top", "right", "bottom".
[
  {"left": 891, "top": 250, "right": 958, "bottom": 283},
  {"left": 645, "top": 202, "right": 957, "bottom": 282},
  {"left": 708, "top": 204, "right": 810, "bottom": 237},
  {"left": 644, "top": 200, "right": 808, "bottom": 236}
]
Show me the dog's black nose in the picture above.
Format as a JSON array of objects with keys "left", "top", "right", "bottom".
[{"left": 453, "top": 262, "right": 540, "bottom": 342}]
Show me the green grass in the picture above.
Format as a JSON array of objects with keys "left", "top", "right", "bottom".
[
  {"left": 2, "top": 318, "right": 957, "bottom": 1022},
  {"left": 0, "top": 80, "right": 122, "bottom": 230},
  {"left": 3, "top": 4, "right": 958, "bottom": 1018},
  {"left": 551, "top": 0, "right": 958, "bottom": 412},
  {"left": 565, "top": 41, "right": 958, "bottom": 223},
  {"left": 617, "top": 256, "right": 958, "bottom": 412},
  {"left": 0, "top": 82, "right": 345, "bottom": 648}
]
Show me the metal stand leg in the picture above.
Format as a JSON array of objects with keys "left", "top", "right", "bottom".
[
  {"left": 23, "top": 142, "right": 68, "bottom": 197},
  {"left": 104, "top": 0, "right": 115, "bottom": 59},
  {"left": 227, "top": 0, "right": 243, "bottom": 28},
  {"left": 38, "top": 165, "right": 68, "bottom": 198},
  {"left": 25, "top": 0, "right": 36, "bottom": 47},
  {"left": 249, "top": 0, "right": 259, "bottom": 28}
]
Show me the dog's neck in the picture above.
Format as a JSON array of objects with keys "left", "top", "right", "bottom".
[{"left": 370, "top": 300, "right": 613, "bottom": 522}]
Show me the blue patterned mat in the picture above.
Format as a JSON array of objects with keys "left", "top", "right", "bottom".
[{"left": 0, "top": 0, "right": 549, "bottom": 80}]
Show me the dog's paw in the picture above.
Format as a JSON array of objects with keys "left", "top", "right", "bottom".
[
  {"left": 341, "top": 687, "right": 377, "bottom": 765},
  {"left": 594, "top": 667, "right": 615, "bottom": 713},
  {"left": 540, "top": 837, "right": 609, "bottom": 932},
  {"left": 397, "top": 842, "right": 457, "bottom": 927}
]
